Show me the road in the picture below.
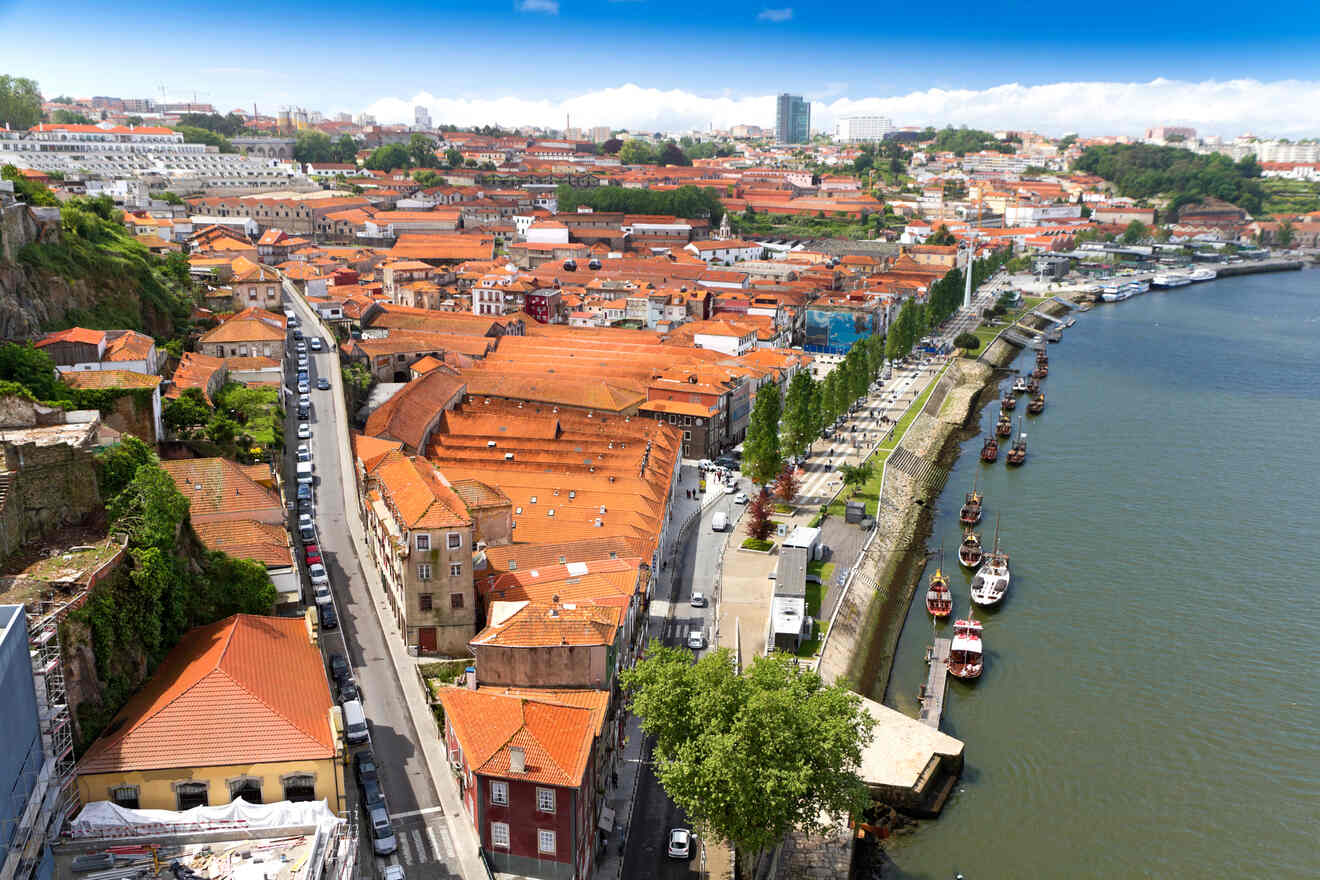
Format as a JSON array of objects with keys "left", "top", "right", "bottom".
[
  {"left": 622, "top": 486, "right": 746, "bottom": 880},
  {"left": 281, "top": 293, "right": 457, "bottom": 878}
]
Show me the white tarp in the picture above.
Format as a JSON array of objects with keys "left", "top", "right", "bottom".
[{"left": 71, "top": 798, "right": 341, "bottom": 838}]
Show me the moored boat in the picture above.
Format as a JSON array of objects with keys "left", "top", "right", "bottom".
[
  {"left": 926, "top": 555, "right": 953, "bottom": 618},
  {"left": 1011, "top": 376, "right": 1028, "bottom": 394},
  {"left": 1099, "top": 285, "right": 1128, "bottom": 302},
  {"left": 948, "top": 617, "right": 984, "bottom": 679},
  {"left": 1006, "top": 425, "right": 1028, "bottom": 466},
  {"left": 1027, "top": 393, "right": 1045, "bottom": 414},
  {"left": 996, "top": 412, "right": 1013, "bottom": 437},
  {"left": 1001, "top": 392, "right": 1017, "bottom": 410},
  {"left": 959, "top": 484, "right": 983, "bottom": 526},
  {"left": 1026, "top": 377, "right": 1040, "bottom": 395},
  {"left": 1152, "top": 272, "right": 1191, "bottom": 288},
  {"left": 958, "top": 529, "right": 983, "bottom": 569},
  {"left": 1188, "top": 267, "right": 1217, "bottom": 283},
  {"left": 970, "top": 518, "right": 1010, "bottom": 607},
  {"left": 980, "top": 434, "right": 999, "bottom": 462}
]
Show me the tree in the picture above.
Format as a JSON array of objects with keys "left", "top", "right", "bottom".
[
  {"left": 1122, "top": 220, "right": 1147, "bottom": 244},
  {"left": 658, "top": 141, "right": 691, "bottom": 166},
  {"left": 928, "top": 224, "right": 957, "bottom": 246},
  {"left": 108, "top": 465, "right": 191, "bottom": 554},
  {"left": 621, "top": 647, "right": 874, "bottom": 864},
  {"left": 1, "top": 164, "right": 57, "bottom": 206},
  {"left": 200, "top": 551, "right": 277, "bottom": 619},
  {"left": 155, "top": 190, "right": 185, "bottom": 205},
  {"left": 365, "top": 143, "right": 411, "bottom": 171},
  {"left": 1277, "top": 219, "right": 1295, "bottom": 247},
  {"left": 837, "top": 460, "right": 873, "bottom": 491},
  {"left": 773, "top": 466, "right": 800, "bottom": 505},
  {"left": 444, "top": 147, "right": 463, "bottom": 168},
  {"left": 0, "top": 342, "right": 60, "bottom": 399},
  {"left": 293, "top": 130, "right": 335, "bottom": 164},
  {"left": 332, "top": 134, "right": 359, "bottom": 164},
  {"left": 409, "top": 133, "right": 439, "bottom": 168},
  {"left": 780, "top": 371, "right": 817, "bottom": 457},
  {"left": 618, "top": 139, "right": 657, "bottom": 165},
  {"left": 163, "top": 387, "right": 211, "bottom": 433},
  {"left": 176, "top": 125, "right": 235, "bottom": 153},
  {"left": 954, "top": 331, "right": 981, "bottom": 352},
  {"left": 96, "top": 435, "right": 156, "bottom": 501},
  {"left": 0, "top": 75, "right": 42, "bottom": 129},
  {"left": 52, "top": 109, "right": 95, "bottom": 125},
  {"left": 743, "top": 385, "right": 783, "bottom": 485},
  {"left": 600, "top": 137, "right": 623, "bottom": 154},
  {"left": 746, "top": 487, "right": 774, "bottom": 541}
]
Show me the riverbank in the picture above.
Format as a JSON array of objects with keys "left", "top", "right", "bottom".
[{"left": 818, "top": 295, "right": 1074, "bottom": 698}]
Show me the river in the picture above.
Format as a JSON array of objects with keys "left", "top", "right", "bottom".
[{"left": 879, "top": 269, "right": 1320, "bottom": 879}]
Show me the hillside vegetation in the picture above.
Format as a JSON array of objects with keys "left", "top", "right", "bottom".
[{"left": 1074, "top": 144, "right": 1264, "bottom": 216}]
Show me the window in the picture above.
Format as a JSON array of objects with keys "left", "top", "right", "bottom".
[
  {"left": 418, "top": 564, "right": 432, "bottom": 581},
  {"left": 229, "top": 777, "right": 263, "bottom": 804},
  {"left": 419, "top": 592, "right": 433, "bottom": 610},
  {"left": 450, "top": 562, "right": 462, "bottom": 577},
  {"left": 110, "top": 785, "right": 140, "bottom": 809},
  {"left": 537, "top": 829, "right": 556, "bottom": 855},
  {"left": 490, "top": 822, "right": 510, "bottom": 848},
  {"left": 536, "top": 787, "right": 556, "bottom": 813},
  {"left": 415, "top": 534, "right": 431, "bottom": 551},
  {"left": 282, "top": 774, "right": 316, "bottom": 802},
  {"left": 248, "top": 286, "right": 257, "bottom": 300},
  {"left": 175, "top": 782, "right": 209, "bottom": 810},
  {"left": 490, "top": 780, "right": 508, "bottom": 805},
  {"left": 450, "top": 593, "right": 464, "bottom": 609},
  {"left": 447, "top": 532, "right": 463, "bottom": 550},
  {"left": 684, "top": 431, "right": 691, "bottom": 441}
]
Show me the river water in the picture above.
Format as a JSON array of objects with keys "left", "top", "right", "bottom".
[{"left": 880, "top": 270, "right": 1320, "bottom": 879}]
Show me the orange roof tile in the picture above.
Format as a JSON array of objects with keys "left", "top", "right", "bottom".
[
  {"left": 76, "top": 615, "right": 335, "bottom": 774},
  {"left": 473, "top": 600, "right": 621, "bottom": 649},
  {"left": 36, "top": 327, "right": 106, "bottom": 348},
  {"left": 160, "top": 457, "right": 283, "bottom": 520},
  {"left": 192, "top": 519, "right": 292, "bottom": 568}
]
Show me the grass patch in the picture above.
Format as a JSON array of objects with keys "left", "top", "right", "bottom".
[
  {"left": 808, "top": 512, "right": 826, "bottom": 528},
  {"left": 806, "top": 561, "right": 837, "bottom": 591},
  {"left": 774, "top": 503, "right": 794, "bottom": 514},
  {"left": 741, "top": 537, "right": 774, "bottom": 552},
  {"left": 795, "top": 623, "right": 827, "bottom": 658}
]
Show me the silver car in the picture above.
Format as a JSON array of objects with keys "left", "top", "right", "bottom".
[{"left": 369, "top": 806, "right": 397, "bottom": 856}]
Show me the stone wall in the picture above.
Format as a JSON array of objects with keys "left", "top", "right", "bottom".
[
  {"left": 770, "top": 821, "right": 854, "bottom": 880},
  {"left": 0, "top": 441, "right": 103, "bottom": 560}
]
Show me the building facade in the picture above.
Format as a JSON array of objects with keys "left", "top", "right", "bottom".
[
  {"left": 835, "top": 115, "right": 894, "bottom": 143},
  {"left": 775, "top": 94, "right": 811, "bottom": 145}
]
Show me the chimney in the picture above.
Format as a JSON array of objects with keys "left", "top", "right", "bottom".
[
  {"left": 509, "top": 747, "right": 526, "bottom": 774},
  {"left": 465, "top": 666, "right": 477, "bottom": 689}
]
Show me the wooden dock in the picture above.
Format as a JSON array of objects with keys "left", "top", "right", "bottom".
[{"left": 918, "top": 638, "right": 951, "bottom": 728}]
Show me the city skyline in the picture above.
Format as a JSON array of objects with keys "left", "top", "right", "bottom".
[{"left": 5, "top": 1, "right": 1320, "bottom": 137}]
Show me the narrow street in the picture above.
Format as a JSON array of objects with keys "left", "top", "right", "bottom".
[{"left": 282, "top": 292, "right": 458, "bottom": 878}]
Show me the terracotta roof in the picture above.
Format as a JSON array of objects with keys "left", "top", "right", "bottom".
[
  {"left": 352, "top": 433, "right": 404, "bottom": 472},
  {"left": 63, "top": 370, "right": 161, "bottom": 391},
  {"left": 160, "top": 457, "right": 283, "bottom": 521},
  {"left": 372, "top": 453, "right": 472, "bottom": 529},
  {"left": 36, "top": 327, "right": 106, "bottom": 348},
  {"left": 76, "top": 615, "right": 335, "bottom": 774},
  {"left": 364, "top": 367, "right": 466, "bottom": 451},
  {"left": 472, "top": 600, "right": 621, "bottom": 649},
  {"left": 103, "top": 331, "right": 156, "bottom": 361},
  {"left": 436, "top": 687, "right": 598, "bottom": 787},
  {"left": 193, "top": 519, "right": 292, "bottom": 568},
  {"left": 166, "top": 352, "right": 225, "bottom": 402}
]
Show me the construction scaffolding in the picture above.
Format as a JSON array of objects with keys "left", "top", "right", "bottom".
[{"left": 0, "top": 601, "right": 82, "bottom": 880}]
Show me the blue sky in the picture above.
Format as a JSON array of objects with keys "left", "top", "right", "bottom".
[{"left": 4, "top": 1, "right": 1318, "bottom": 135}]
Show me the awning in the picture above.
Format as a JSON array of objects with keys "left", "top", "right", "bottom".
[{"left": 598, "top": 805, "right": 616, "bottom": 833}]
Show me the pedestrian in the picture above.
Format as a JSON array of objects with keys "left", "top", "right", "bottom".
[{"left": 611, "top": 770, "right": 619, "bottom": 789}]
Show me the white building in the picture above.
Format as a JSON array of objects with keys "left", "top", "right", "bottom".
[
  {"left": 685, "top": 239, "right": 761, "bottom": 264},
  {"left": 835, "top": 116, "right": 894, "bottom": 143},
  {"left": 1003, "top": 203, "right": 1083, "bottom": 226},
  {"left": 414, "top": 105, "right": 432, "bottom": 130}
]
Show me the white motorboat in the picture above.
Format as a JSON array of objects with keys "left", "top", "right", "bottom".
[
  {"left": 970, "top": 519, "right": 1010, "bottom": 606},
  {"left": 1187, "top": 268, "right": 1218, "bottom": 283},
  {"left": 1152, "top": 272, "right": 1191, "bottom": 288},
  {"left": 948, "top": 617, "right": 984, "bottom": 680},
  {"left": 1099, "top": 284, "right": 1129, "bottom": 302}
]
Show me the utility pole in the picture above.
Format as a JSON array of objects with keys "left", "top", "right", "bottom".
[{"left": 963, "top": 230, "right": 976, "bottom": 309}]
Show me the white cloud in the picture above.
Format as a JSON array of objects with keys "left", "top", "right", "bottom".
[
  {"left": 757, "top": 7, "right": 793, "bottom": 22},
  {"left": 515, "top": 0, "right": 558, "bottom": 13},
  {"left": 363, "top": 79, "right": 1320, "bottom": 138}
]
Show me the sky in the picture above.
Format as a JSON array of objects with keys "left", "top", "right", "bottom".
[{"left": 5, "top": 0, "right": 1320, "bottom": 137}]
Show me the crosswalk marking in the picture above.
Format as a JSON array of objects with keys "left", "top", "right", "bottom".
[
  {"left": 429, "top": 824, "right": 455, "bottom": 860},
  {"left": 412, "top": 829, "right": 426, "bottom": 861},
  {"left": 398, "top": 829, "right": 413, "bottom": 864}
]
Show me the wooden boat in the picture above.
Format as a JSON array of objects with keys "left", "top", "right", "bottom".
[
  {"left": 959, "top": 484, "right": 983, "bottom": 526},
  {"left": 926, "top": 553, "right": 953, "bottom": 618},
  {"left": 1011, "top": 376, "right": 1029, "bottom": 394},
  {"left": 958, "top": 529, "right": 983, "bottom": 569},
  {"left": 1027, "top": 393, "right": 1045, "bottom": 414},
  {"left": 1032, "top": 364, "right": 1049, "bottom": 379},
  {"left": 970, "top": 517, "right": 1010, "bottom": 607},
  {"left": 1026, "top": 377, "right": 1041, "bottom": 395},
  {"left": 948, "top": 617, "right": 984, "bottom": 680},
  {"left": 1035, "top": 350, "right": 1048, "bottom": 365},
  {"left": 980, "top": 434, "right": 999, "bottom": 462},
  {"left": 1006, "top": 425, "right": 1027, "bottom": 466},
  {"left": 1000, "top": 392, "right": 1017, "bottom": 410},
  {"left": 996, "top": 412, "right": 1013, "bottom": 437}
]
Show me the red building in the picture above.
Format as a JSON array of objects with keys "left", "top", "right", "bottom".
[
  {"left": 523, "top": 288, "right": 563, "bottom": 324},
  {"left": 438, "top": 687, "right": 603, "bottom": 880}
]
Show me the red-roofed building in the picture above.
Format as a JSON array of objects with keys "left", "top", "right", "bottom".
[{"left": 437, "top": 687, "right": 603, "bottom": 880}]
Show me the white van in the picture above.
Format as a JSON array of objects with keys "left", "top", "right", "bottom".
[
  {"left": 711, "top": 512, "right": 729, "bottom": 532},
  {"left": 342, "top": 699, "right": 369, "bottom": 745},
  {"left": 296, "top": 461, "right": 314, "bottom": 484}
]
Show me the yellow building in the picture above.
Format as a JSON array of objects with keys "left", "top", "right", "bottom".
[{"left": 76, "top": 614, "right": 346, "bottom": 813}]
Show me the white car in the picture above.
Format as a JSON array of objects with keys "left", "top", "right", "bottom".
[
  {"left": 308, "top": 563, "right": 329, "bottom": 586},
  {"left": 686, "top": 629, "right": 705, "bottom": 651},
  {"left": 297, "top": 444, "right": 311, "bottom": 462},
  {"left": 667, "top": 828, "right": 692, "bottom": 859},
  {"left": 733, "top": 492, "right": 748, "bottom": 504},
  {"left": 298, "top": 423, "right": 312, "bottom": 439},
  {"left": 690, "top": 592, "right": 707, "bottom": 608},
  {"left": 723, "top": 482, "right": 738, "bottom": 494},
  {"left": 381, "top": 867, "right": 405, "bottom": 880},
  {"left": 313, "top": 582, "right": 333, "bottom": 605}
]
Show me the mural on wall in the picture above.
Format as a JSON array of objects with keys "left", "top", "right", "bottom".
[{"left": 804, "top": 308, "right": 880, "bottom": 354}]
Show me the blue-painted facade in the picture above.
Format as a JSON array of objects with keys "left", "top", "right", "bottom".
[{"left": 0, "top": 605, "right": 47, "bottom": 877}]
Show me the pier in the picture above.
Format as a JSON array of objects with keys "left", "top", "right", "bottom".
[
  {"left": 1029, "top": 308, "right": 1066, "bottom": 326},
  {"left": 918, "top": 637, "right": 951, "bottom": 728}
]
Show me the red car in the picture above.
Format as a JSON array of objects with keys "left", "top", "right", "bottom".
[{"left": 305, "top": 544, "right": 322, "bottom": 565}]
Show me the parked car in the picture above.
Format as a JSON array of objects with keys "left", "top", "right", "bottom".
[
  {"left": 298, "top": 512, "right": 315, "bottom": 529},
  {"left": 310, "top": 337, "right": 323, "bottom": 351},
  {"left": 690, "top": 592, "right": 707, "bottom": 608},
  {"left": 305, "top": 544, "right": 322, "bottom": 565},
  {"left": 317, "top": 377, "right": 330, "bottom": 390},
  {"left": 313, "top": 582, "right": 333, "bottom": 606},
  {"left": 668, "top": 828, "right": 692, "bottom": 859},
  {"left": 308, "top": 563, "right": 329, "bottom": 585},
  {"left": 297, "top": 380, "right": 310, "bottom": 394},
  {"left": 382, "top": 866, "right": 405, "bottom": 880},
  {"left": 292, "top": 328, "right": 304, "bottom": 341},
  {"left": 297, "top": 423, "right": 312, "bottom": 439},
  {"left": 723, "top": 482, "right": 737, "bottom": 494},
  {"left": 298, "top": 498, "right": 314, "bottom": 515},
  {"left": 298, "top": 523, "right": 316, "bottom": 543},
  {"left": 360, "top": 777, "right": 385, "bottom": 811},
  {"left": 298, "top": 392, "right": 311, "bottom": 407},
  {"left": 317, "top": 601, "right": 338, "bottom": 630},
  {"left": 297, "top": 406, "right": 310, "bottom": 421},
  {"left": 296, "top": 483, "right": 312, "bottom": 502},
  {"left": 687, "top": 629, "right": 705, "bottom": 651},
  {"left": 328, "top": 652, "right": 350, "bottom": 685},
  {"left": 354, "top": 749, "right": 378, "bottom": 785},
  {"left": 337, "top": 676, "right": 360, "bottom": 704},
  {"left": 296, "top": 341, "right": 307, "bottom": 355},
  {"left": 733, "top": 492, "right": 748, "bottom": 504},
  {"left": 296, "top": 444, "right": 311, "bottom": 462},
  {"left": 368, "top": 806, "right": 397, "bottom": 856}
]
